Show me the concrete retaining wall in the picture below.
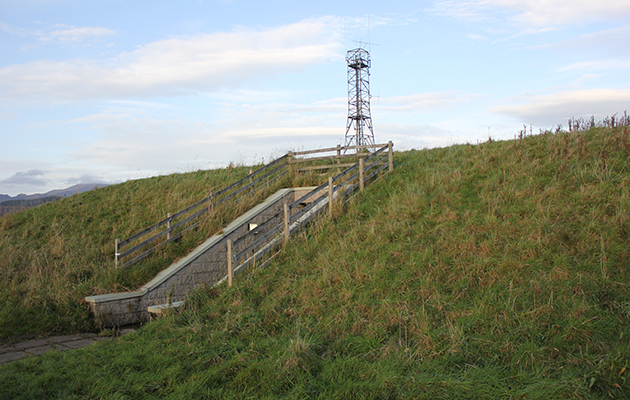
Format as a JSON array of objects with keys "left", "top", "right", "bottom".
[{"left": 86, "top": 187, "right": 316, "bottom": 328}]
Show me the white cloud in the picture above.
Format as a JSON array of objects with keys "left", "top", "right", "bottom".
[
  {"left": 430, "top": 1, "right": 495, "bottom": 22},
  {"left": 0, "top": 169, "right": 49, "bottom": 187},
  {"left": 376, "top": 91, "right": 483, "bottom": 113},
  {"left": 533, "top": 26, "right": 630, "bottom": 56},
  {"left": 58, "top": 94, "right": 348, "bottom": 178},
  {"left": 432, "top": 0, "right": 630, "bottom": 26},
  {"left": 0, "top": 112, "right": 18, "bottom": 121},
  {"left": 490, "top": 88, "right": 630, "bottom": 126},
  {"left": 488, "top": 0, "right": 630, "bottom": 26},
  {"left": 378, "top": 122, "right": 456, "bottom": 149},
  {"left": 557, "top": 59, "right": 630, "bottom": 72},
  {"left": 40, "top": 26, "right": 117, "bottom": 43},
  {"left": 466, "top": 33, "right": 487, "bottom": 40},
  {"left": 0, "top": 17, "right": 342, "bottom": 104},
  {"left": 1, "top": 22, "right": 117, "bottom": 46},
  {"left": 64, "top": 174, "right": 110, "bottom": 185}
]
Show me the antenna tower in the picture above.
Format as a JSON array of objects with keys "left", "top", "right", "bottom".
[{"left": 344, "top": 47, "right": 375, "bottom": 149}]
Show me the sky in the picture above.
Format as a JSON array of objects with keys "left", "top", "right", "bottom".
[{"left": 1, "top": 0, "right": 629, "bottom": 196}]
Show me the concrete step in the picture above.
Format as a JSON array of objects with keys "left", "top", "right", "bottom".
[{"left": 147, "top": 301, "right": 185, "bottom": 315}]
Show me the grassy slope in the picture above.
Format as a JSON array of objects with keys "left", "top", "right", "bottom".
[
  {"left": 0, "top": 165, "right": 291, "bottom": 338},
  {"left": 1, "top": 127, "right": 629, "bottom": 399}
]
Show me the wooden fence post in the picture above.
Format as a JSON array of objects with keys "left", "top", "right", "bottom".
[
  {"left": 388, "top": 141, "right": 394, "bottom": 172},
  {"left": 209, "top": 191, "right": 214, "bottom": 215},
  {"left": 227, "top": 239, "right": 233, "bottom": 287},
  {"left": 336, "top": 144, "right": 341, "bottom": 174},
  {"left": 249, "top": 169, "right": 254, "bottom": 190},
  {"left": 115, "top": 239, "right": 120, "bottom": 268},
  {"left": 167, "top": 213, "right": 172, "bottom": 240},
  {"left": 359, "top": 158, "right": 364, "bottom": 192},
  {"left": 328, "top": 176, "right": 334, "bottom": 217},
  {"left": 283, "top": 203, "right": 290, "bottom": 244},
  {"left": 287, "top": 152, "right": 294, "bottom": 175}
]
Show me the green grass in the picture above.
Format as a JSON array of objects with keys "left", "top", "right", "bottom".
[
  {"left": 1, "top": 126, "right": 629, "bottom": 398},
  {"left": 0, "top": 164, "right": 298, "bottom": 338}
]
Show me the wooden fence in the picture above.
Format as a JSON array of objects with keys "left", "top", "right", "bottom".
[
  {"left": 224, "top": 142, "right": 393, "bottom": 285},
  {"left": 288, "top": 142, "right": 393, "bottom": 174},
  {"left": 115, "top": 155, "right": 289, "bottom": 268},
  {"left": 115, "top": 142, "right": 394, "bottom": 269}
]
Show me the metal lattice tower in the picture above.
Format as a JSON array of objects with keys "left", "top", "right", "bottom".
[{"left": 344, "top": 47, "right": 375, "bottom": 149}]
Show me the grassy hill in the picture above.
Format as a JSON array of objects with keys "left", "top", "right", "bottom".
[
  {"left": 0, "top": 196, "right": 62, "bottom": 216},
  {"left": 0, "top": 164, "right": 293, "bottom": 338},
  {"left": 1, "top": 126, "right": 629, "bottom": 398}
]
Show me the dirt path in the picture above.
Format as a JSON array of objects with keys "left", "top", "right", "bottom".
[{"left": 0, "top": 328, "right": 136, "bottom": 364}]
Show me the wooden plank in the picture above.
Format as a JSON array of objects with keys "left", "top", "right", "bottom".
[
  {"left": 115, "top": 239, "right": 120, "bottom": 268},
  {"left": 283, "top": 203, "right": 289, "bottom": 244},
  {"left": 359, "top": 158, "right": 364, "bottom": 192},
  {"left": 121, "top": 246, "right": 156, "bottom": 268},
  {"left": 119, "top": 228, "right": 167, "bottom": 259},
  {"left": 296, "top": 163, "right": 355, "bottom": 172},
  {"left": 364, "top": 153, "right": 388, "bottom": 173},
  {"left": 290, "top": 146, "right": 344, "bottom": 156},
  {"left": 234, "top": 236, "right": 283, "bottom": 275},
  {"left": 118, "top": 217, "right": 168, "bottom": 248},
  {"left": 216, "top": 164, "right": 286, "bottom": 207},
  {"left": 170, "top": 206, "right": 208, "bottom": 232},
  {"left": 232, "top": 211, "right": 282, "bottom": 250},
  {"left": 227, "top": 239, "right": 233, "bottom": 287},
  {"left": 233, "top": 223, "right": 283, "bottom": 261},
  {"left": 328, "top": 177, "right": 333, "bottom": 217},
  {"left": 116, "top": 145, "right": 391, "bottom": 267},
  {"left": 290, "top": 143, "right": 389, "bottom": 156},
  {"left": 288, "top": 153, "right": 360, "bottom": 164},
  {"left": 118, "top": 195, "right": 210, "bottom": 247},
  {"left": 289, "top": 191, "right": 329, "bottom": 224},
  {"left": 290, "top": 181, "right": 328, "bottom": 210},
  {"left": 212, "top": 154, "right": 287, "bottom": 199},
  {"left": 330, "top": 162, "right": 359, "bottom": 184},
  {"left": 118, "top": 156, "right": 287, "bottom": 264}
]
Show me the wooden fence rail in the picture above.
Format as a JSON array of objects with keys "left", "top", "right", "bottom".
[
  {"left": 115, "top": 154, "right": 289, "bottom": 268},
  {"left": 224, "top": 142, "right": 394, "bottom": 284},
  {"left": 115, "top": 142, "right": 393, "bottom": 269},
  {"left": 288, "top": 142, "right": 393, "bottom": 174}
]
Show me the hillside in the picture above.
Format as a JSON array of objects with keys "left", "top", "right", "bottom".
[
  {"left": 0, "top": 165, "right": 292, "bottom": 338},
  {"left": 0, "top": 196, "right": 62, "bottom": 216},
  {"left": 1, "top": 126, "right": 629, "bottom": 398},
  {"left": 0, "top": 183, "right": 111, "bottom": 216}
]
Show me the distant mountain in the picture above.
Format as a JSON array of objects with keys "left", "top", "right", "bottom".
[
  {"left": 0, "top": 183, "right": 110, "bottom": 216},
  {"left": 0, "top": 196, "right": 63, "bottom": 216},
  {"left": 0, "top": 183, "right": 110, "bottom": 204}
]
